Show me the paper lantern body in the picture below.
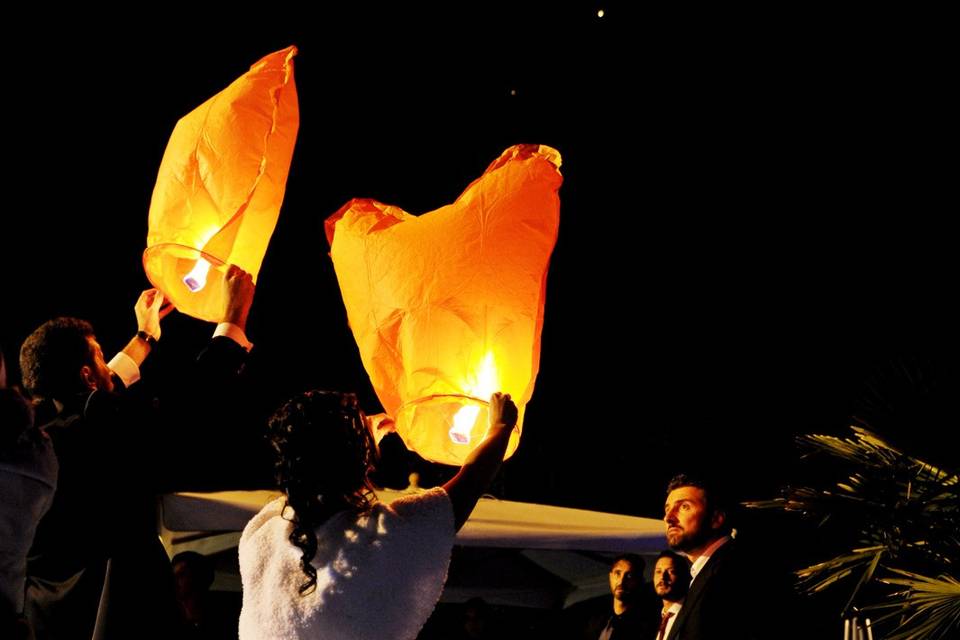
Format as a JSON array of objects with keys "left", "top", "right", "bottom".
[
  {"left": 327, "top": 144, "right": 562, "bottom": 465},
  {"left": 143, "top": 46, "right": 298, "bottom": 321}
]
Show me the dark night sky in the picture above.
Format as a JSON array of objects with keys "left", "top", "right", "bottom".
[{"left": 2, "top": 5, "right": 956, "bottom": 520}]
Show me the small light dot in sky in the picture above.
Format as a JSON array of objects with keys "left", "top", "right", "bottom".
[
  {"left": 597, "top": 9, "right": 605, "bottom": 18},
  {"left": 510, "top": 89, "right": 517, "bottom": 96}
]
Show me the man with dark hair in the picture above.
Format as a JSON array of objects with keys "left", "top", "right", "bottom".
[
  {"left": 20, "top": 265, "right": 255, "bottom": 640},
  {"left": 662, "top": 473, "right": 756, "bottom": 640},
  {"left": 599, "top": 553, "right": 657, "bottom": 639},
  {"left": 20, "top": 318, "right": 108, "bottom": 400},
  {"left": 652, "top": 550, "right": 690, "bottom": 640}
]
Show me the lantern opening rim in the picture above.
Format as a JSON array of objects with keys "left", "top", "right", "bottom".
[
  {"left": 397, "top": 393, "right": 491, "bottom": 412},
  {"left": 143, "top": 243, "right": 228, "bottom": 267}
]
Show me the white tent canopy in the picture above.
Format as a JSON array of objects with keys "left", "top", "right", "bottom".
[
  {"left": 161, "top": 489, "right": 665, "bottom": 550},
  {"left": 159, "top": 489, "right": 667, "bottom": 609}
]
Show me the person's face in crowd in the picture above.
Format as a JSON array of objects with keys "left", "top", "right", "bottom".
[
  {"left": 664, "top": 485, "right": 723, "bottom": 553},
  {"left": 653, "top": 556, "right": 685, "bottom": 600},
  {"left": 609, "top": 559, "right": 640, "bottom": 602},
  {"left": 82, "top": 336, "right": 114, "bottom": 393}
]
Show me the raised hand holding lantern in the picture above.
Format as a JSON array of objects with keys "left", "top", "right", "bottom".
[
  {"left": 326, "top": 144, "right": 561, "bottom": 465},
  {"left": 143, "top": 46, "right": 299, "bottom": 321}
]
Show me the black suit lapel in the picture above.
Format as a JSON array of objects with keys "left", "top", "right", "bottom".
[{"left": 664, "top": 541, "right": 734, "bottom": 640}]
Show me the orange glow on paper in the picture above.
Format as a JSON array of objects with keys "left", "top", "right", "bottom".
[
  {"left": 326, "top": 144, "right": 562, "bottom": 465},
  {"left": 143, "top": 46, "right": 299, "bottom": 321}
]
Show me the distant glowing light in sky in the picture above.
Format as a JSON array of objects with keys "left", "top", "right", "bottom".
[
  {"left": 597, "top": 9, "right": 605, "bottom": 18},
  {"left": 510, "top": 88, "right": 517, "bottom": 96}
]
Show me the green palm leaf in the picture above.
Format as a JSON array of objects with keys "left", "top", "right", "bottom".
[
  {"left": 745, "top": 426, "right": 960, "bottom": 638},
  {"left": 865, "top": 570, "right": 960, "bottom": 640}
]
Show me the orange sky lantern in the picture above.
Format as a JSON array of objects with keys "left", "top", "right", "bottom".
[
  {"left": 326, "top": 145, "right": 562, "bottom": 465},
  {"left": 143, "top": 46, "right": 299, "bottom": 321}
]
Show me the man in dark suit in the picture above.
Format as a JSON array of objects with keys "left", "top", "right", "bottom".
[
  {"left": 19, "top": 265, "right": 255, "bottom": 640},
  {"left": 598, "top": 553, "right": 658, "bottom": 639},
  {"left": 662, "top": 473, "right": 762, "bottom": 640},
  {"left": 652, "top": 550, "right": 690, "bottom": 640}
]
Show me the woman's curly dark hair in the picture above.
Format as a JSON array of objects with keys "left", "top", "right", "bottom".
[{"left": 267, "top": 390, "right": 378, "bottom": 595}]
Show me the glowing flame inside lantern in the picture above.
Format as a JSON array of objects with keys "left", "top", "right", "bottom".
[
  {"left": 183, "top": 257, "right": 212, "bottom": 292},
  {"left": 182, "top": 228, "right": 219, "bottom": 293},
  {"left": 449, "top": 352, "right": 499, "bottom": 445}
]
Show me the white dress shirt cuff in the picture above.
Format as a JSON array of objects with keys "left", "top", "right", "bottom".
[
  {"left": 107, "top": 351, "right": 141, "bottom": 387},
  {"left": 214, "top": 322, "right": 253, "bottom": 352}
]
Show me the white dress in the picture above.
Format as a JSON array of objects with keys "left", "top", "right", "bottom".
[{"left": 239, "top": 487, "right": 454, "bottom": 640}]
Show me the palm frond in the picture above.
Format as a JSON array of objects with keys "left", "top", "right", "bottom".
[
  {"left": 746, "top": 426, "right": 960, "bottom": 574},
  {"left": 865, "top": 569, "right": 960, "bottom": 640},
  {"left": 795, "top": 546, "right": 884, "bottom": 594},
  {"left": 745, "top": 425, "right": 960, "bottom": 638}
]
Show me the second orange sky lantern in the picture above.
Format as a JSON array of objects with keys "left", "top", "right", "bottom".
[
  {"left": 326, "top": 144, "right": 562, "bottom": 465},
  {"left": 143, "top": 46, "right": 299, "bottom": 321}
]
